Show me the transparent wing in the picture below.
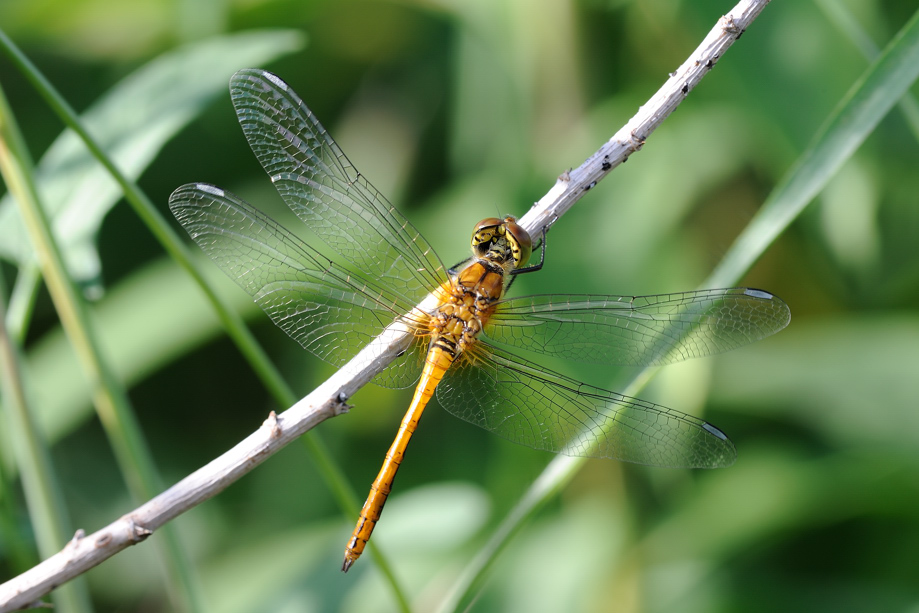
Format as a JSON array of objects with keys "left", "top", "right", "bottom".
[
  {"left": 169, "top": 183, "right": 427, "bottom": 388},
  {"left": 228, "top": 68, "right": 449, "bottom": 304},
  {"left": 436, "top": 343, "right": 735, "bottom": 468},
  {"left": 485, "top": 288, "right": 790, "bottom": 366}
]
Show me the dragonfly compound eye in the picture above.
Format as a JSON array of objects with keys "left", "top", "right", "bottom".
[
  {"left": 471, "top": 217, "right": 503, "bottom": 257},
  {"left": 503, "top": 216, "right": 532, "bottom": 268},
  {"left": 471, "top": 217, "right": 532, "bottom": 268}
]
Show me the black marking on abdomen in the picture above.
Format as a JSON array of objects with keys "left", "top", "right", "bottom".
[{"left": 433, "top": 336, "right": 458, "bottom": 358}]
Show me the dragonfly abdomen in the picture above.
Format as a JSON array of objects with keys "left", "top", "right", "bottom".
[
  {"left": 342, "top": 344, "right": 455, "bottom": 572},
  {"left": 342, "top": 262, "right": 504, "bottom": 571}
]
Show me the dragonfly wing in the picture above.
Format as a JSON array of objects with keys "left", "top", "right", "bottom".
[
  {"left": 228, "top": 69, "right": 449, "bottom": 305},
  {"left": 169, "top": 183, "right": 426, "bottom": 388},
  {"left": 436, "top": 343, "right": 736, "bottom": 468},
  {"left": 485, "top": 288, "right": 790, "bottom": 366}
]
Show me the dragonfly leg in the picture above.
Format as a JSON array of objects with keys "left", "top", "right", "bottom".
[{"left": 509, "top": 225, "right": 548, "bottom": 276}]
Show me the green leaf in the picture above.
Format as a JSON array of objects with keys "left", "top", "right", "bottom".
[{"left": 0, "top": 29, "right": 305, "bottom": 291}]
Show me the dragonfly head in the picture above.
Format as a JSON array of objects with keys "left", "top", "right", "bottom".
[{"left": 471, "top": 216, "right": 532, "bottom": 270}]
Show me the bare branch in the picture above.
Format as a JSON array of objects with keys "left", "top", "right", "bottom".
[{"left": 0, "top": 0, "right": 770, "bottom": 609}]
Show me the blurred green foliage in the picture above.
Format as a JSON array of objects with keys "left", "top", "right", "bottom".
[{"left": 1, "top": 0, "right": 918, "bottom": 612}]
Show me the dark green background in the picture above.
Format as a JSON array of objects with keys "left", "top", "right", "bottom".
[{"left": 2, "top": 0, "right": 918, "bottom": 611}]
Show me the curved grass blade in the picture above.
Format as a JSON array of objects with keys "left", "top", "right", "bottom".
[
  {"left": 706, "top": 6, "right": 919, "bottom": 289},
  {"left": 439, "top": 7, "right": 919, "bottom": 612}
]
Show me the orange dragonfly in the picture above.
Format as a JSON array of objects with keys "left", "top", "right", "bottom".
[{"left": 169, "top": 69, "right": 790, "bottom": 572}]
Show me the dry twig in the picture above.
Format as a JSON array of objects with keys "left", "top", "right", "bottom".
[{"left": 0, "top": 1, "right": 771, "bottom": 609}]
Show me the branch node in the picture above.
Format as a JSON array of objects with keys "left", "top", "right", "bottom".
[
  {"left": 628, "top": 131, "right": 647, "bottom": 152},
  {"left": 131, "top": 520, "right": 153, "bottom": 543},
  {"left": 721, "top": 15, "right": 742, "bottom": 36},
  {"left": 69, "top": 529, "right": 86, "bottom": 546},
  {"left": 262, "top": 410, "right": 282, "bottom": 438},
  {"left": 95, "top": 533, "right": 113, "bottom": 548}
]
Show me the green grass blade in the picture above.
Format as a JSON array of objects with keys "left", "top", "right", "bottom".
[
  {"left": 0, "top": 77, "right": 205, "bottom": 611},
  {"left": 814, "top": 0, "right": 919, "bottom": 141},
  {"left": 5, "top": 262, "right": 39, "bottom": 344},
  {"left": 706, "top": 5, "right": 919, "bottom": 288},
  {"left": 0, "top": 279, "right": 91, "bottom": 611}
]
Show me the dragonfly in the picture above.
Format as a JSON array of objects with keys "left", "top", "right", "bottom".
[{"left": 169, "top": 68, "right": 790, "bottom": 573}]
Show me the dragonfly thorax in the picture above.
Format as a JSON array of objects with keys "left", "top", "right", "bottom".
[
  {"left": 471, "top": 216, "right": 532, "bottom": 271},
  {"left": 432, "top": 260, "right": 506, "bottom": 356}
]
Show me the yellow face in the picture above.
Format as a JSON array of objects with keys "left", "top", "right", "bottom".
[{"left": 470, "top": 216, "right": 532, "bottom": 269}]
